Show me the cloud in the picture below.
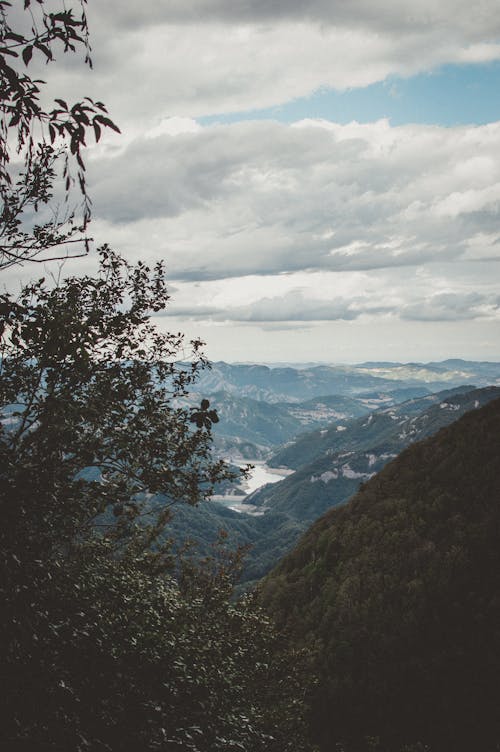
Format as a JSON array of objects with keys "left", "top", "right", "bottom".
[
  {"left": 34, "top": 1, "right": 500, "bottom": 137},
  {"left": 95, "top": 1, "right": 500, "bottom": 38},
  {"left": 156, "top": 271, "right": 500, "bottom": 325},
  {"left": 87, "top": 119, "right": 500, "bottom": 285},
  {"left": 6, "top": 2, "right": 500, "bottom": 363},
  {"left": 229, "top": 290, "right": 362, "bottom": 321},
  {"left": 164, "top": 289, "right": 369, "bottom": 322},
  {"left": 401, "top": 292, "right": 500, "bottom": 321}
]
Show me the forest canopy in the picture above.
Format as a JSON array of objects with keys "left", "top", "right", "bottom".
[{"left": 260, "top": 397, "right": 500, "bottom": 752}]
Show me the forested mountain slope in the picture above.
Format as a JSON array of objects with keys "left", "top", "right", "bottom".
[
  {"left": 208, "top": 390, "right": 370, "bottom": 449},
  {"left": 259, "top": 396, "right": 500, "bottom": 752},
  {"left": 268, "top": 384, "right": 478, "bottom": 469},
  {"left": 248, "top": 386, "right": 500, "bottom": 523},
  {"left": 172, "top": 387, "right": 500, "bottom": 584}
]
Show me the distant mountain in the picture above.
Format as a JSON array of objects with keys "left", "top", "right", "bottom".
[
  {"left": 209, "top": 390, "right": 371, "bottom": 450},
  {"left": 209, "top": 390, "right": 308, "bottom": 447},
  {"left": 268, "top": 384, "right": 479, "bottom": 470},
  {"left": 259, "top": 396, "right": 500, "bottom": 752},
  {"left": 428, "top": 358, "right": 500, "bottom": 379},
  {"left": 211, "top": 435, "right": 269, "bottom": 462},
  {"left": 275, "top": 393, "right": 372, "bottom": 428},
  {"left": 193, "top": 362, "right": 407, "bottom": 402},
  {"left": 193, "top": 360, "right": 500, "bottom": 403},
  {"left": 354, "top": 358, "right": 500, "bottom": 385}
]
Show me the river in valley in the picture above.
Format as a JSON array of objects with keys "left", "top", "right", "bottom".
[{"left": 211, "top": 460, "right": 292, "bottom": 515}]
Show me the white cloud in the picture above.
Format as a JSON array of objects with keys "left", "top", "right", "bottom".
[
  {"left": 145, "top": 117, "right": 202, "bottom": 139},
  {"left": 34, "top": 1, "right": 500, "bottom": 137},
  {"left": 87, "top": 119, "right": 500, "bottom": 284},
  {"left": 400, "top": 291, "right": 500, "bottom": 321},
  {"left": 12, "top": 111, "right": 494, "bottom": 348},
  {"left": 160, "top": 275, "right": 500, "bottom": 326}
]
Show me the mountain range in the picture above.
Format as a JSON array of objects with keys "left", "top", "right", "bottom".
[
  {"left": 193, "top": 359, "right": 500, "bottom": 403},
  {"left": 166, "top": 379, "right": 500, "bottom": 584},
  {"left": 242, "top": 386, "right": 500, "bottom": 525},
  {"left": 208, "top": 390, "right": 371, "bottom": 451}
]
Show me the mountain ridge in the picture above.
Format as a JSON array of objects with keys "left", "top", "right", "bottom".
[
  {"left": 167, "top": 385, "right": 500, "bottom": 584},
  {"left": 192, "top": 360, "right": 500, "bottom": 403},
  {"left": 246, "top": 386, "right": 500, "bottom": 526}
]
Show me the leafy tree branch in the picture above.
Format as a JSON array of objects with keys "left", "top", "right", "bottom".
[{"left": 0, "top": 0, "right": 119, "bottom": 269}]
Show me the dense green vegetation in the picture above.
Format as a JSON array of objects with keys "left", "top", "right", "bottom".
[
  {"left": 2, "top": 535, "right": 313, "bottom": 752},
  {"left": 165, "top": 501, "right": 307, "bottom": 586},
  {"left": 260, "top": 397, "right": 500, "bottom": 752}
]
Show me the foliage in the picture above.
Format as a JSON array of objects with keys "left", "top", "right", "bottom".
[
  {"left": 0, "top": 247, "right": 229, "bottom": 563},
  {"left": 0, "top": 6, "right": 317, "bottom": 749},
  {"left": 157, "top": 387, "right": 500, "bottom": 590},
  {"left": 0, "top": 0, "right": 119, "bottom": 268},
  {"left": 2, "top": 533, "right": 315, "bottom": 751},
  {"left": 260, "top": 397, "right": 500, "bottom": 752},
  {"left": 0, "top": 250, "right": 315, "bottom": 750},
  {"left": 164, "top": 500, "right": 309, "bottom": 587}
]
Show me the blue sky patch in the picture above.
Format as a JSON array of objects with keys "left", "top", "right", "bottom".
[{"left": 200, "top": 61, "right": 500, "bottom": 128}]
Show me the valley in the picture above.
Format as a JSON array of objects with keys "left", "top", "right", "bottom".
[
  {"left": 165, "top": 360, "right": 500, "bottom": 585},
  {"left": 5, "top": 6, "right": 500, "bottom": 748}
]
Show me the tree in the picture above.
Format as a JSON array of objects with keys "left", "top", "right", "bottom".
[
  {"left": 0, "top": 249, "right": 314, "bottom": 751},
  {"left": 0, "top": 5, "right": 316, "bottom": 748},
  {"left": 0, "top": 246, "right": 229, "bottom": 563},
  {"left": 0, "top": 247, "right": 219, "bottom": 741},
  {"left": 0, "top": 0, "right": 119, "bottom": 269},
  {"left": 2, "top": 532, "right": 314, "bottom": 751}
]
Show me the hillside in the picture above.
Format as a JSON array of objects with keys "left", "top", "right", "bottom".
[
  {"left": 172, "top": 386, "right": 500, "bottom": 585},
  {"left": 163, "top": 501, "right": 307, "bottom": 585},
  {"left": 208, "top": 390, "right": 371, "bottom": 449},
  {"left": 268, "top": 384, "right": 478, "bottom": 469},
  {"left": 248, "top": 386, "right": 500, "bottom": 524},
  {"left": 259, "top": 396, "right": 500, "bottom": 752}
]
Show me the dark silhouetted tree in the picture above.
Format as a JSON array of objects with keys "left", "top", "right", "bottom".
[
  {"left": 0, "top": 0, "right": 119, "bottom": 269},
  {"left": 0, "top": 249, "right": 314, "bottom": 751}
]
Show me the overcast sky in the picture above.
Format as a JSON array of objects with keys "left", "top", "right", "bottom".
[{"left": 18, "top": 1, "right": 500, "bottom": 363}]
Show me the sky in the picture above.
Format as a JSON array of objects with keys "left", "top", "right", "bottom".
[{"left": 12, "top": 0, "right": 500, "bottom": 363}]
